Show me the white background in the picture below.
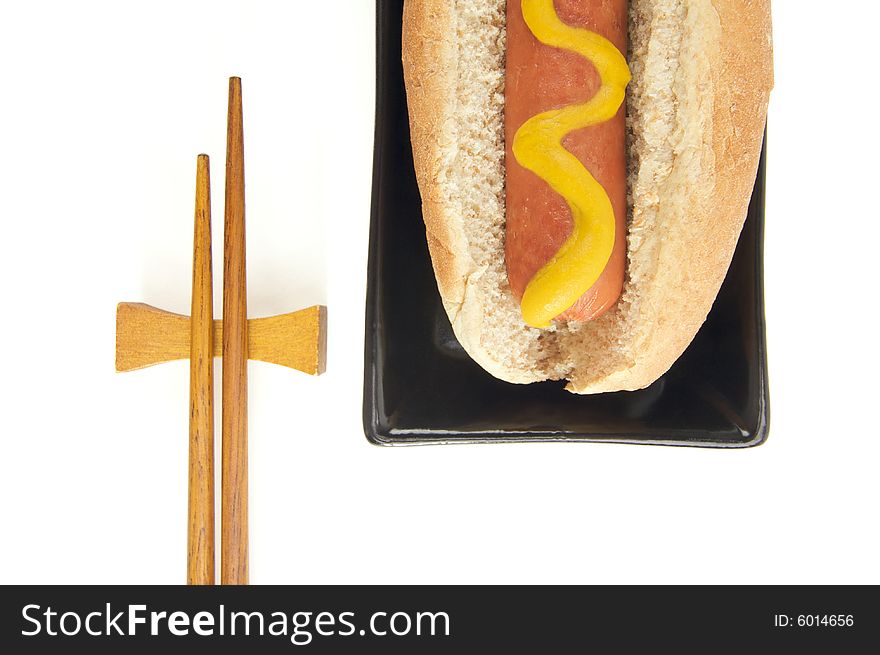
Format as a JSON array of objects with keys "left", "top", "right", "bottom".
[{"left": 1, "top": 0, "right": 877, "bottom": 585}]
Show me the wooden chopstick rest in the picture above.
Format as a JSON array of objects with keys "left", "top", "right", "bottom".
[{"left": 115, "top": 303, "right": 327, "bottom": 375}]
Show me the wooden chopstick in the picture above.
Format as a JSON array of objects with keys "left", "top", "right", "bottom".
[
  {"left": 221, "top": 76, "right": 249, "bottom": 585},
  {"left": 187, "top": 154, "right": 215, "bottom": 585}
]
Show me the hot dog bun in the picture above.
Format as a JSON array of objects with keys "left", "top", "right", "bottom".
[{"left": 401, "top": 0, "right": 773, "bottom": 393}]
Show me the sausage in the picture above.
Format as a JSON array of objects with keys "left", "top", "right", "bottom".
[{"left": 505, "top": 0, "right": 628, "bottom": 325}]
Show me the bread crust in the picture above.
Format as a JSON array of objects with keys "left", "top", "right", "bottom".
[
  {"left": 402, "top": 1, "right": 464, "bottom": 310},
  {"left": 402, "top": 0, "right": 773, "bottom": 393}
]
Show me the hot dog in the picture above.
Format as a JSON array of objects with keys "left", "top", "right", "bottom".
[
  {"left": 402, "top": 0, "right": 773, "bottom": 393},
  {"left": 506, "top": 0, "right": 629, "bottom": 327}
]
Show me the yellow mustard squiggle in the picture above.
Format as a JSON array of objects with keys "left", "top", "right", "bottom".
[{"left": 514, "top": 0, "right": 631, "bottom": 328}]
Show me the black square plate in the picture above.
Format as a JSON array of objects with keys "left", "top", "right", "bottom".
[{"left": 363, "top": 0, "right": 769, "bottom": 448}]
